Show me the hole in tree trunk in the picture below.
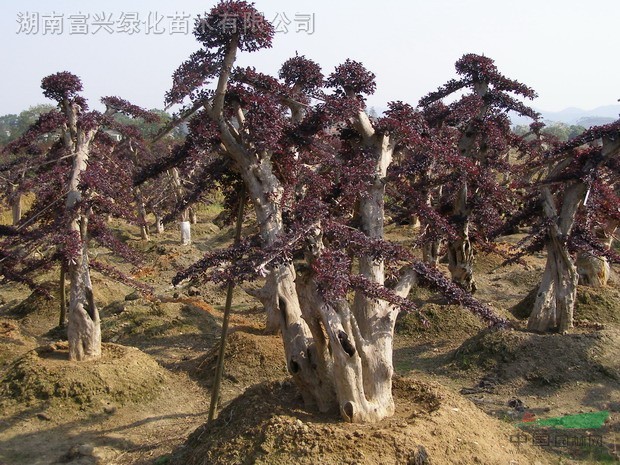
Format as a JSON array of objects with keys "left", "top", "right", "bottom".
[
  {"left": 85, "top": 288, "right": 96, "bottom": 320},
  {"left": 343, "top": 401, "right": 354, "bottom": 421},
  {"left": 278, "top": 297, "right": 288, "bottom": 326},
  {"left": 289, "top": 359, "right": 300, "bottom": 374},
  {"left": 337, "top": 330, "right": 356, "bottom": 357}
]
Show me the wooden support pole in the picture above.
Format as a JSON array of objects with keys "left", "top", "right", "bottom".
[{"left": 208, "top": 187, "right": 245, "bottom": 424}]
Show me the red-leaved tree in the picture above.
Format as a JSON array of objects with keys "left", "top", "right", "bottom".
[
  {"left": 1, "top": 72, "right": 156, "bottom": 360},
  {"left": 416, "top": 55, "right": 539, "bottom": 292},
  {"left": 509, "top": 121, "right": 620, "bottom": 332},
  {"left": 160, "top": 1, "right": 506, "bottom": 423}
]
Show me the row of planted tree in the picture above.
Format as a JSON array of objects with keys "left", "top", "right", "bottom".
[{"left": 1, "top": 0, "right": 619, "bottom": 423}]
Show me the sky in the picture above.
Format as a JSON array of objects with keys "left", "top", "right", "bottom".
[{"left": 1, "top": 0, "right": 618, "bottom": 116}]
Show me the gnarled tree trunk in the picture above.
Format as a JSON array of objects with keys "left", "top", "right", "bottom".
[
  {"left": 233, "top": 135, "right": 413, "bottom": 422},
  {"left": 11, "top": 194, "right": 21, "bottom": 225},
  {"left": 447, "top": 182, "right": 476, "bottom": 292},
  {"left": 340, "top": 177, "right": 399, "bottom": 421},
  {"left": 134, "top": 186, "right": 150, "bottom": 241},
  {"left": 238, "top": 156, "right": 337, "bottom": 411},
  {"left": 528, "top": 185, "right": 583, "bottom": 333},
  {"left": 444, "top": 81, "right": 490, "bottom": 292},
  {"left": 528, "top": 236, "right": 578, "bottom": 333},
  {"left": 154, "top": 212, "right": 165, "bottom": 234},
  {"left": 67, "top": 232, "right": 101, "bottom": 361},
  {"left": 529, "top": 136, "right": 620, "bottom": 332},
  {"left": 64, "top": 123, "right": 101, "bottom": 361}
]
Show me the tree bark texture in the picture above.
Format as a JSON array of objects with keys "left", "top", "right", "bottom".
[
  {"left": 134, "top": 186, "right": 150, "bottom": 241},
  {"left": 11, "top": 193, "right": 21, "bottom": 225},
  {"left": 63, "top": 101, "right": 101, "bottom": 361},
  {"left": 170, "top": 168, "right": 191, "bottom": 245},
  {"left": 154, "top": 213, "right": 165, "bottom": 234},
  {"left": 529, "top": 135, "right": 620, "bottom": 332},
  {"left": 446, "top": 182, "right": 476, "bottom": 292}
]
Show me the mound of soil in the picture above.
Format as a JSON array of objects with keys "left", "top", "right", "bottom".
[
  {"left": 101, "top": 299, "right": 220, "bottom": 346},
  {"left": 186, "top": 330, "right": 287, "bottom": 390},
  {"left": 0, "top": 342, "right": 168, "bottom": 407},
  {"left": 4, "top": 282, "right": 60, "bottom": 337},
  {"left": 169, "top": 377, "right": 552, "bottom": 465},
  {"left": 453, "top": 328, "right": 620, "bottom": 386},
  {"left": 510, "top": 284, "right": 620, "bottom": 323},
  {"left": 396, "top": 302, "right": 485, "bottom": 341},
  {"left": 575, "top": 285, "right": 620, "bottom": 324},
  {"left": 0, "top": 319, "right": 36, "bottom": 370}
]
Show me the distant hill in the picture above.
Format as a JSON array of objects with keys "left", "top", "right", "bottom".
[
  {"left": 510, "top": 104, "right": 620, "bottom": 127},
  {"left": 369, "top": 104, "right": 620, "bottom": 128}
]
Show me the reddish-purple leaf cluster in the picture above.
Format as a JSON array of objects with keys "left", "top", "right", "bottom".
[
  {"left": 193, "top": 0, "right": 274, "bottom": 52},
  {"left": 279, "top": 55, "right": 324, "bottom": 93},
  {"left": 0, "top": 71, "right": 155, "bottom": 292},
  {"left": 101, "top": 96, "right": 160, "bottom": 123},
  {"left": 41, "top": 71, "right": 83, "bottom": 103},
  {"left": 326, "top": 59, "right": 376, "bottom": 99}
]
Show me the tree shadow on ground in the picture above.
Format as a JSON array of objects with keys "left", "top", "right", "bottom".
[{"left": 0, "top": 410, "right": 135, "bottom": 465}]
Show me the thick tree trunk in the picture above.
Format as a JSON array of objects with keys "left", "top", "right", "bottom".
[
  {"left": 11, "top": 194, "right": 21, "bottom": 225},
  {"left": 154, "top": 213, "right": 165, "bottom": 234},
  {"left": 63, "top": 108, "right": 101, "bottom": 361},
  {"left": 189, "top": 207, "right": 198, "bottom": 225},
  {"left": 67, "top": 237, "right": 101, "bottom": 361},
  {"left": 528, "top": 186, "right": 583, "bottom": 333},
  {"left": 208, "top": 42, "right": 410, "bottom": 421},
  {"left": 346, "top": 168, "right": 398, "bottom": 421},
  {"left": 447, "top": 232, "right": 476, "bottom": 292},
  {"left": 444, "top": 84, "right": 489, "bottom": 292},
  {"left": 422, "top": 239, "right": 441, "bottom": 266},
  {"left": 447, "top": 182, "right": 476, "bottom": 292},
  {"left": 530, "top": 137, "right": 620, "bottom": 331},
  {"left": 239, "top": 158, "right": 337, "bottom": 412},
  {"left": 66, "top": 205, "right": 101, "bottom": 360},
  {"left": 528, "top": 238, "right": 578, "bottom": 333},
  {"left": 133, "top": 187, "right": 150, "bottom": 241},
  {"left": 238, "top": 145, "right": 409, "bottom": 421},
  {"left": 329, "top": 123, "right": 413, "bottom": 423},
  {"left": 59, "top": 264, "right": 67, "bottom": 327}
]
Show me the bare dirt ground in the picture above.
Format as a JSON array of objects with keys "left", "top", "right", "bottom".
[{"left": 0, "top": 211, "right": 618, "bottom": 464}]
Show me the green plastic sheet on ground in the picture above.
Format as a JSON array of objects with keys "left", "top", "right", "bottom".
[{"left": 519, "top": 411, "right": 609, "bottom": 429}]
